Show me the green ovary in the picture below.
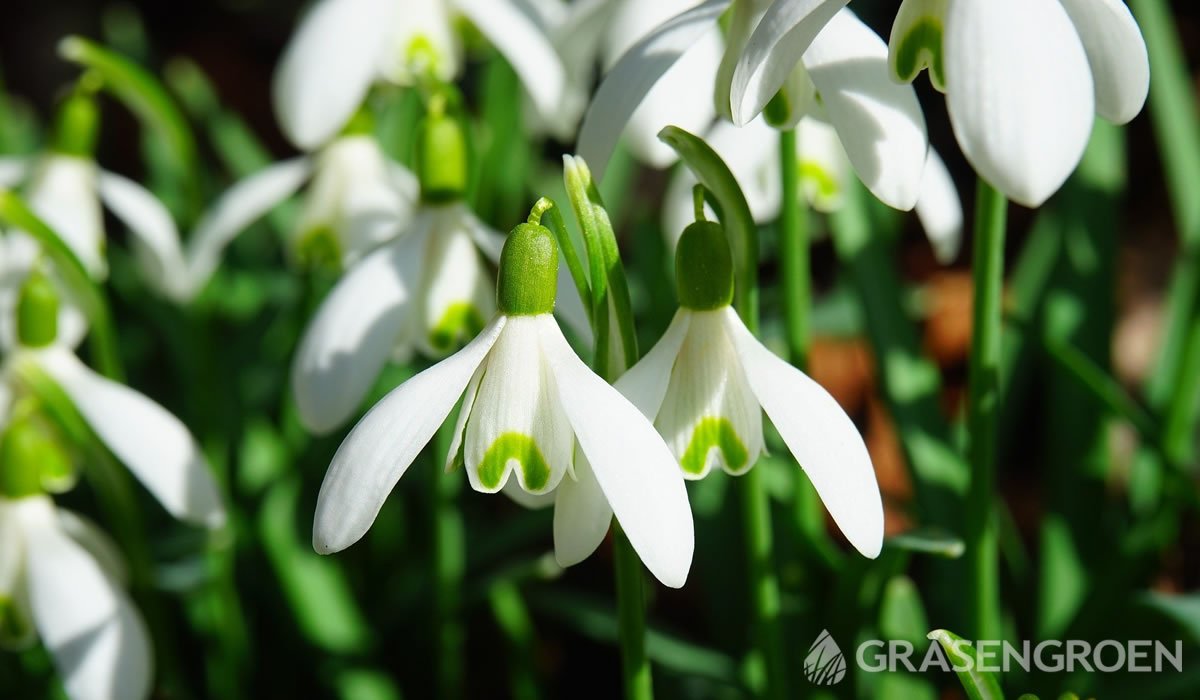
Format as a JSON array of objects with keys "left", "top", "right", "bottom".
[
  {"left": 477, "top": 432, "right": 551, "bottom": 492},
  {"left": 894, "top": 18, "right": 945, "bottom": 88},
  {"left": 680, "top": 417, "right": 749, "bottom": 476},
  {"left": 429, "top": 302, "right": 485, "bottom": 353}
]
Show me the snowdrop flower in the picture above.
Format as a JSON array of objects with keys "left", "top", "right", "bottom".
[
  {"left": 616, "top": 216, "right": 883, "bottom": 557},
  {"left": 273, "top": 0, "right": 566, "bottom": 150},
  {"left": 313, "top": 221, "right": 695, "bottom": 587},
  {"left": 888, "top": 0, "right": 1149, "bottom": 206},
  {"left": 580, "top": 1, "right": 927, "bottom": 212},
  {"left": 0, "top": 93, "right": 191, "bottom": 302},
  {"left": 0, "top": 495, "right": 150, "bottom": 700},
  {"left": 288, "top": 111, "right": 589, "bottom": 434},
  {"left": 664, "top": 116, "right": 963, "bottom": 262},
  {"left": 183, "top": 119, "right": 418, "bottom": 298}
]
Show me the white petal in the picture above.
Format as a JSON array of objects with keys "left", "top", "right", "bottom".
[
  {"left": 729, "top": 0, "right": 849, "bottom": 125},
  {"left": 796, "top": 116, "right": 850, "bottom": 213},
  {"left": 376, "top": 0, "right": 460, "bottom": 84},
  {"left": 413, "top": 206, "right": 495, "bottom": 358},
  {"left": 96, "top": 171, "right": 190, "bottom": 302},
  {"left": 292, "top": 225, "right": 427, "bottom": 435},
  {"left": 313, "top": 315, "right": 506, "bottom": 553},
  {"left": 272, "top": 0, "right": 396, "bottom": 149},
  {"left": 24, "top": 156, "right": 106, "bottom": 278},
  {"left": 502, "top": 478, "right": 557, "bottom": 509},
  {"left": 887, "top": 0, "right": 948, "bottom": 90},
  {"left": 444, "top": 362, "right": 484, "bottom": 472},
  {"left": 944, "top": 0, "right": 1093, "bottom": 207},
  {"left": 529, "top": 0, "right": 614, "bottom": 140},
  {"left": 20, "top": 498, "right": 152, "bottom": 700},
  {"left": 713, "top": 0, "right": 766, "bottom": 121},
  {"left": 915, "top": 148, "right": 962, "bottom": 263},
  {"left": 722, "top": 307, "right": 882, "bottom": 557},
  {"left": 802, "top": 9, "right": 927, "bottom": 211},
  {"left": 654, "top": 309, "right": 764, "bottom": 478},
  {"left": 539, "top": 317, "right": 694, "bottom": 588},
  {"left": 1058, "top": 0, "right": 1149, "bottom": 124},
  {"left": 187, "top": 158, "right": 312, "bottom": 295},
  {"left": 553, "top": 448, "right": 612, "bottom": 567},
  {"left": 464, "top": 317, "right": 574, "bottom": 494},
  {"left": 621, "top": 27, "right": 722, "bottom": 168},
  {"left": 614, "top": 308, "right": 691, "bottom": 418},
  {"left": 56, "top": 509, "right": 128, "bottom": 587},
  {"left": 456, "top": 0, "right": 566, "bottom": 119},
  {"left": 577, "top": 0, "right": 731, "bottom": 180},
  {"left": 33, "top": 349, "right": 225, "bottom": 528},
  {"left": 0, "top": 156, "right": 29, "bottom": 187}
]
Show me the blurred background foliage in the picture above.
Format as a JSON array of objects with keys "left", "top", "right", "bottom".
[{"left": 3, "top": 0, "right": 1200, "bottom": 698}]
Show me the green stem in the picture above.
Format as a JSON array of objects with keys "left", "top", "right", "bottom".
[
  {"left": 964, "top": 179, "right": 1007, "bottom": 641},
  {"left": 432, "top": 421, "right": 465, "bottom": 700},
  {"left": 614, "top": 525, "right": 653, "bottom": 700},
  {"left": 778, "top": 128, "right": 809, "bottom": 367}
]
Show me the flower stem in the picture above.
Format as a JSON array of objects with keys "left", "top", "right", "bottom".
[
  {"left": 432, "top": 420, "right": 465, "bottom": 700},
  {"left": 613, "top": 524, "right": 653, "bottom": 700},
  {"left": 778, "top": 128, "right": 809, "bottom": 367},
  {"left": 965, "top": 178, "right": 1007, "bottom": 641}
]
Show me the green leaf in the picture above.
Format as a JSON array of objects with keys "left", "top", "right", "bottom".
[{"left": 927, "top": 629, "right": 1005, "bottom": 700}]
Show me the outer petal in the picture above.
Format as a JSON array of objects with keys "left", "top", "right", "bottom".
[
  {"left": 313, "top": 315, "right": 507, "bottom": 553},
  {"left": 915, "top": 148, "right": 962, "bottom": 264},
  {"left": 96, "top": 171, "right": 190, "bottom": 302},
  {"left": 292, "top": 224, "right": 427, "bottom": 435},
  {"left": 553, "top": 448, "right": 613, "bottom": 567},
  {"left": 728, "top": 0, "right": 850, "bottom": 125},
  {"left": 455, "top": 0, "right": 566, "bottom": 119},
  {"left": 413, "top": 206, "right": 495, "bottom": 358},
  {"left": 722, "top": 307, "right": 883, "bottom": 558},
  {"left": 944, "top": 0, "right": 1093, "bottom": 207},
  {"left": 803, "top": 9, "right": 927, "bottom": 211},
  {"left": 57, "top": 509, "right": 129, "bottom": 587},
  {"left": 0, "top": 156, "right": 28, "bottom": 187},
  {"left": 187, "top": 158, "right": 312, "bottom": 295},
  {"left": 539, "top": 317, "right": 694, "bottom": 588},
  {"left": 25, "top": 156, "right": 106, "bottom": 277},
  {"left": 34, "top": 348, "right": 225, "bottom": 528},
  {"left": 613, "top": 308, "right": 691, "bottom": 418},
  {"left": 20, "top": 498, "right": 152, "bottom": 700},
  {"left": 272, "top": 0, "right": 396, "bottom": 149},
  {"left": 502, "top": 478, "right": 558, "bottom": 510},
  {"left": 1058, "top": 0, "right": 1148, "bottom": 124},
  {"left": 577, "top": 0, "right": 731, "bottom": 180}
]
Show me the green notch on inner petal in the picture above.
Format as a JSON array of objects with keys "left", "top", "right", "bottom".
[
  {"left": 680, "top": 417, "right": 749, "bottom": 476},
  {"left": 799, "top": 161, "right": 840, "bottom": 202},
  {"left": 893, "top": 18, "right": 945, "bottom": 90},
  {"left": 295, "top": 226, "right": 342, "bottom": 271},
  {"left": 477, "top": 432, "right": 551, "bottom": 491},
  {"left": 429, "top": 302, "right": 485, "bottom": 353}
]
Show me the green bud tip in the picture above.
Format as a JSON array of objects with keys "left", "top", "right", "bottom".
[
  {"left": 17, "top": 269, "right": 59, "bottom": 348},
  {"left": 51, "top": 90, "right": 100, "bottom": 157},
  {"left": 497, "top": 222, "right": 558, "bottom": 316},
  {"left": 415, "top": 110, "right": 468, "bottom": 203},
  {"left": 675, "top": 220, "right": 734, "bottom": 311},
  {"left": 0, "top": 419, "right": 51, "bottom": 499}
]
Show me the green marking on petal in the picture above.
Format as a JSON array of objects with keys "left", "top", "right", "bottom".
[
  {"left": 295, "top": 226, "right": 342, "bottom": 271},
  {"left": 477, "top": 432, "right": 551, "bottom": 491},
  {"left": 0, "top": 595, "right": 35, "bottom": 650},
  {"left": 799, "top": 160, "right": 841, "bottom": 204},
  {"left": 429, "top": 302, "right": 485, "bottom": 353},
  {"left": 680, "top": 417, "right": 749, "bottom": 477},
  {"left": 405, "top": 35, "right": 443, "bottom": 80},
  {"left": 893, "top": 18, "right": 945, "bottom": 91}
]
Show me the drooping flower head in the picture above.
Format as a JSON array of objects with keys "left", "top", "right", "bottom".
[
  {"left": 617, "top": 212, "right": 883, "bottom": 557},
  {"left": 313, "top": 218, "right": 695, "bottom": 586}
]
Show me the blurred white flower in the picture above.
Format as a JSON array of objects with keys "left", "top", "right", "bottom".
[
  {"left": 579, "top": 1, "right": 928, "bottom": 212},
  {"left": 0, "top": 154, "right": 192, "bottom": 303},
  {"left": 272, "top": 0, "right": 567, "bottom": 149},
  {"left": 0, "top": 496, "right": 151, "bottom": 700},
  {"left": 312, "top": 224, "right": 694, "bottom": 587},
  {"left": 888, "top": 0, "right": 1149, "bottom": 206}
]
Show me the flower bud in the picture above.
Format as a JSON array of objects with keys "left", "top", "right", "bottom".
[
  {"left": 675, "top": 220, "right": 734, "bottom": 311},
  {"left": 497, "top": 223, "right": 558, "bottom": 316},
  {"left": 17, "top": 270, "right": 59, "bottom": 348},
  {"left": 415, "top": 111, "right": 468, "bottom": 203},
  {"left": 51, "top": 91, "right": 100, "bottom": 157}
]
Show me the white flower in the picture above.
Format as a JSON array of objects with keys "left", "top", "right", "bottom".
[
  {"left": 183, "top": 133, "right": 419, "bottom": 296},
  {"left": 888, "top": 0, "right": 1149, "bottom": 206},
  {"left": 272, "top": 0, "right": 567, "bottom": 149},
  {"left": 0, "top": 495, "right": 151, "bottom": 700},
  {"left": 0, "top": 154, "right": 192, "bottom": 302},
  {"left": 664, "top": 116, "right": 964, "bottom": 262},
  {"left": 313, "top": 224, "right": 694, "bottom": 587},
  {"left": 620, "top": 221, "right": 883, "bottom": 557},
  {"left": 579, "top": 1, "right": 928, "bottom": 211}
]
